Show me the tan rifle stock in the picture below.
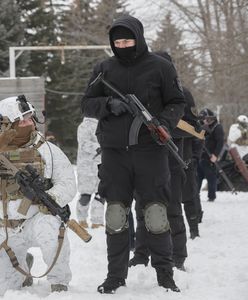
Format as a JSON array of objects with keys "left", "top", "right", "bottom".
[{"left": 177, "top": 119, "right": 205, "bottom": 140}]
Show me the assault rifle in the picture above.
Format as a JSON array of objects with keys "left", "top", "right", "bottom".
[
  {"left": 203, "top": 146, "right": 237, "bottom": 194},
  {"left": 0, "top": 154, "right": 92, "bottom": 242},
  {"left": 90, "top": 72, "right": 188, "bottom": 169}
]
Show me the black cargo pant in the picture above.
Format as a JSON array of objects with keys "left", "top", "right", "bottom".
[
  {"left": 167, "top": 138, "right": 187, "bottom": 265},
  {"left": 198, "top": 159, "right": 217, "bottom": 200},
  {"left": 182, "top": 162, "right": 201, "bottom": 230},
  {"left": 133, "top": 139, "right": 187, "bottom": 266},
  {"left": 98, "top": 145, "right": 173, "bottom": 280}
]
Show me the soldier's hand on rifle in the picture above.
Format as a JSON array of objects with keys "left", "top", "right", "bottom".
[
  {"left": 59, "top": 205, "right": 71, "bottom": 223},
  {"left": 0, "top": 129, "right": 17, "bottom": 151},
  {"left": 210, "top": 154, "right": 217, "bottom": 163},
  {"left": 107, "top": 97, "right": 128, "bottom": 116}
]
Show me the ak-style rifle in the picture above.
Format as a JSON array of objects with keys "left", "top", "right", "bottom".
[{"left": 90, "top": 72, "right": 188, "bottom": 169}]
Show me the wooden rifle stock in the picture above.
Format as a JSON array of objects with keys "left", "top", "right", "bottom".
[{"left": 177, "top": 119, "right": 205, "bottom": 140}]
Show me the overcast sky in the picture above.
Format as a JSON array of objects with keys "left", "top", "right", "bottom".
[{"left": 126, "top": 0, "right": 168, "bottom": 42}]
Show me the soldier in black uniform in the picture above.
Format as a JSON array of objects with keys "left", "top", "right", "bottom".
[
  {"left": 128, "top": 87, "right": 201, "bottom": 270},
  {"left": 154, "top": 52, "right": 187, "bottom": 270},
  {"left": 129, "top": 54, "right": 203, "bottom": 270},
  {"left": 81, "top": 15, "right": 185, "bottom": 294},
  {"left": 198, "top": 109, "right": 225, "bottom": 201},
  {"left": 181, "top": 88, "right": 203, "bottom": 239}
]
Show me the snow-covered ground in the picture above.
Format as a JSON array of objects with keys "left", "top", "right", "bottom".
[{"left": 2, "top": 189, "right": 248, "bottom": 300}]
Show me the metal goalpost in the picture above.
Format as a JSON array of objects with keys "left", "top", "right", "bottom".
[{"left": 9, "top": 45, "right": 112, "bottom": 78}]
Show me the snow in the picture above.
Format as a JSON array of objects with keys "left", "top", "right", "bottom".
[{"left": 2, "top": 189, "right": 248, "bottom": 300}]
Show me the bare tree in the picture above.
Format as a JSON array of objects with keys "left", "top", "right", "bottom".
[
  {"left": 152, "top": 12, "right": 199, "bottom": 102},
  {"left": 168, "top": 0, "right": 248, "bottom": 130}
]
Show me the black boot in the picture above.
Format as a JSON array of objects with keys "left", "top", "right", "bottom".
[
  {"left": 208, "top": 198, "right": 215, "bottom": 202},
  {"left": 128, "top": 254, "right": 149, "bottom": 267},
  {"left": 198, "top": 210, "right": 204, "bottom": 223},
  {"left": 190, "top": 229, "right": 200, "bottom": 240},
  {"left": 51, "top": 284, "right": 68, "bottom": 292},
  {"left": 174, "top": 261, "right": 186, "bottom": 272},
  {"left": 97, "top": 277, "right": 126, "bottom": 294},
  {"left": 156, "top": 269, "right": 180, "bottom": 292}
]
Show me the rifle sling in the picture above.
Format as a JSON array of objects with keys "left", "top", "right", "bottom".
[
  {"left": 1, "top": 223, "right": 65, "bottom": 278},
  {"left": 0, "top": 178, "right": 9, "bottom": 251},
  {"left": 0, "top": 154, "right": 65, "bottom": 278}
]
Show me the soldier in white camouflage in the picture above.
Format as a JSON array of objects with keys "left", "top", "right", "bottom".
[{"left": 0, "top": 96, "right": 76, "bottom": 295}]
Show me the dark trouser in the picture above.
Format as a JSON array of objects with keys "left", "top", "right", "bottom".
[
  {"left": 133, "top": 139, "right": 187, "bottom": 266},
  {"left": 98, "top": 145, "right": 173, "bottom": 279},
  {"left": 133, "top": 199, "right": 150, "bottom": 262},
  {"left": 133, "top": 195, "right": 173, "bottom": 265},
  {"left": 128, "top": 210, "right": 135, "bottom": 250},
  {"left": 168, "top": 139, "right": 187, "bottom": 265},
  {"left": 182, "top": 161, "right": 201, "bottom": 231},
  {"left": 198, "top": 159, "right": 217, "bottom": 200}
]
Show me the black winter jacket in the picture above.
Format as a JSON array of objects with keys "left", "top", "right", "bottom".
[
  {"left": 202, "top": 121, "right": 225, "bottom": 160},
  {"left": 81, "top": 15, "right": 185, "bottom": 148}
]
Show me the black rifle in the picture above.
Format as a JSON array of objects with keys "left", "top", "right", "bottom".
[
  {"left": 90, "top": 72, "right": 188, "bottom": 169},
  {"left": 203, "top": 146, "right": 237, "bottom": 194},
  {"left": 0, "top": 154, "right": 92, "bottom": 242},
  {"left": 15, "top": 165, "right": 71, "bottom": 222}
]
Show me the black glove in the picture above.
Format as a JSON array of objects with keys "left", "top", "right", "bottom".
[
  {"left": 107, "top": 98, "right": 128, "bottom": 116},
  {"left": 78, "top": 193, "right": 91, "bottom": 206},
  {"left": 195, "top": 121, "right": 203, "bottom": 133},
  {"left": 59, "top": 204, "right": 71, "bottom": 223}
]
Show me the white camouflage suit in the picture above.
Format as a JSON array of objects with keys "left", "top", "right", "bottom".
[
  {"left": 0, "top": 140, "right": 76, "bottom": 295},
  {"left": 227, "top": 120, "right": 248, "bottom": 158},
  {"left": 76, "top": 118, "right": 104, "bottom": 225}
]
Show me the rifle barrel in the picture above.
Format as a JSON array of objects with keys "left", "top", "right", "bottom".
[{"left": 203, "top": 146, "right": 236, "bottom": 194}]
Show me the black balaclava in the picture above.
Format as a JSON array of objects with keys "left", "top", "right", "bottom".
[{"left": 111, "top": 26, "right": 136, "bottom": 61}]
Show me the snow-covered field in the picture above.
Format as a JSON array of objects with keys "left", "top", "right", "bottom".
[{"left": 2, "top": 189, "right": 248, "bottom": 300}]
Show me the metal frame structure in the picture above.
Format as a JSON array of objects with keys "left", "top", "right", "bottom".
[{"left": 9, "top": 45, "right": 112, "bottom": 78}]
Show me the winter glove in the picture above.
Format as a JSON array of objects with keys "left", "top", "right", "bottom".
[
  {"left": 78, "top": 193, "right": 91, "bottom": 206},
  {"left": 0, "top": 129, "right": 17, "bottom": 151},
  {"left": 107, "top": 97, "right": 128, "bottom": 116}
]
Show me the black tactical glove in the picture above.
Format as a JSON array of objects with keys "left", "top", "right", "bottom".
[
  {"left": 107, "top": 98, "right": 128, "bottom": 116},
  {"left": 78, "top": 193, "right": 91, "bottom": 206},
  {"left": 195, "top": 121, "right": 203, "bottom": 133},
  {"left": 59, "top": 204, "right": 71, "bottom": 223}
]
